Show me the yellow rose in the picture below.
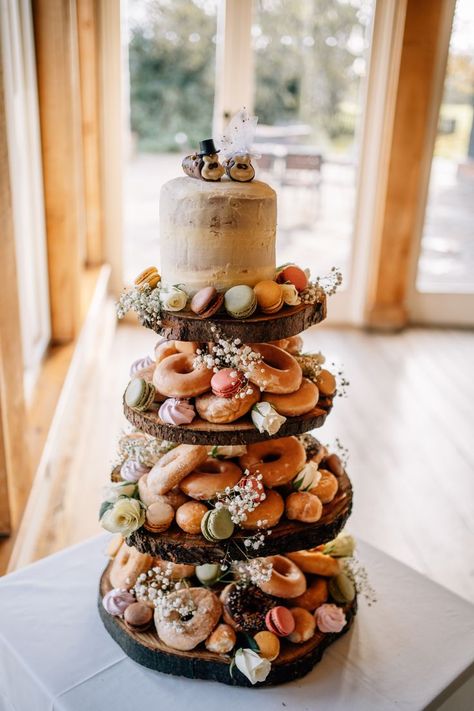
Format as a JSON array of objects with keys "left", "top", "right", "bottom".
[{"left": 101, "top": 498, "right": 145, "bottom": 537}]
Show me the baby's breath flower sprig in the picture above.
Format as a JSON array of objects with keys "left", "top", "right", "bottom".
[
  {"left": 232, "top": 557, "right": 273, "bottom": 589},
  {"left": 132, "top": 564, "right": 196, "bottom": 632},
  {"left": 193, "top": 334, "right": 262, "bottom": 384},
  {"left": 214, "top": 472, "right": 265, "bottom": 525},
  {"left": 344, "top": 556, "right": 377, "bottom": 606},
  {"left": 295, "top": 351, "right": 326, "bottom": 384},
  {"left": 116, "top": 283, "right": 163, "bottom": 328},
  {"left": 331, "top": 438, "right": 349, "bottom": 468},
  {"left": 301, "top": 267, "right": 343, "bottom": 302},
  {"left": 116, "top": 430, "right": 176, "bottom": 468},
  {"left": 329, "top": 361, "right": 350, "bottom": 397}
]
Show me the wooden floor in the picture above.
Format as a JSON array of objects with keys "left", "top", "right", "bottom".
[{"left": 3, "top": 316, "right": 474, "bottom": 604}]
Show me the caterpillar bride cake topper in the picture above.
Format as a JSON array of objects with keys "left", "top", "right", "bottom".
[{"left": 182, "top": 108, "right": 257, "bottom": 182}]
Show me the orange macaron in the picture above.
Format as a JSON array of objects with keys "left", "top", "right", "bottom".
[{"left": 254, "top": 280, "right": 284, "bottom": 314}]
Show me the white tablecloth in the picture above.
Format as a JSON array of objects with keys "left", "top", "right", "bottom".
[{"left": 0, "top": 535, "right": 473, "bottom": 711}]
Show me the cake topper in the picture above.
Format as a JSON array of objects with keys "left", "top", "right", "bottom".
[
  {"left": 218, "top": 108, "right": 258, "bottom": 182},
  {"left": 182, "top": 139, "right": 225, "bottom": 181}
]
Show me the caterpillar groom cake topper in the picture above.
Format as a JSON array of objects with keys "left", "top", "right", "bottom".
[{"left": 182, "top": 108, "right": 257, "bottom": 182}]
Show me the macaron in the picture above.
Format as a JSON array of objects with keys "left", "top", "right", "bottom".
[
  {"left": 211, "top": 368, "right": 244, "bottom": 398},
  {"left": 124, "top": 378, "right": 156, "bottom": 411},
  {"left": 195, "top": 563, "right": 222, "bottom": 586},
  {"left": 254, "top": 280, "right": 284, "bottom": 314},
  {"left": 134, "top": 266, "right": 161, "bottom": 289},
  {"left": 190, "top": 286, "right": 225, "bottom": 318},
  {"left": 328, "top": 572, "right": 356, "bottom": 603},
  {"left": 276, "top": 264, "right": 308, "bottom": 292},
  {"left": 224, "top": 285, "right": 257, "bottom": 319},
  {"left": 144, "top": 501, "right": 175, "bottom": 533},
  {"left": 201, "top": 508, "right": 235, "bottom": 542},
  {"left": 265, "top": 606, "right": 296, "bottom": 637},
  {"left": 254, "top": 630, "right": 281, "bottom": 661},
  {"left": 123, "top": 602, "right": 153, "bottom": 631}
]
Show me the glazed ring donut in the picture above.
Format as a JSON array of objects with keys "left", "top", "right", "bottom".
[
  {"left": 257, "top": 556, "right": 307, "bottom": 599},
  {"left": 179, "top": 458, "right": 242, "bottom": 500},
  {"left": 155, "top": 587, "right": 222, "bottom": 651},
  {"left": 155, "top": 340, "right": 199, "bottom": 364},
  {"left": 286, "top": 549, "right": 342, "bottom": 577},
  {"left": 312, "top": 469, "right": 339, "bottom": 504},
  {"left": 247, "top": 343, "right": 302, "bottom": 394},
  {"left": 195, "top": 383, "right": 260, "bottom": 424},
  {"left": 239, "top": 436, "right": 306, "bottom": 487},
  {"left": 153, "top": 556, "right": 195, "bottom": 580},
  {"left": 239, "top": 489, "right": 284, "bottom": 530},
  {"left": 109, "top": 541, "right": 154, "bottom": 590},
  {"left": 147, "top": 444, "right": 208, "bottom": 495},
  {"left": 220, "top": 584, "right": 274, "bottom": 633},
  {"left": 153, "top": 353, "right": 212, "bottom": 398},
  {"left": 138, "top": 474, "right": 189, "bottom": 508},
  {"left": 263, "top": 378, "right": 319, "bottom": 416}
]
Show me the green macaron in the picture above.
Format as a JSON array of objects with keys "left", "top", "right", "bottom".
[
  {"left": 201, "top": 508, "right": 235, "bottom": 541},
  {"left": 328, "top": 572, "right": 356, "bottom": 603},
  {"left": 125, "top": 378, "right": 156, "bottom": 411},
  {"left": 224, "top": 285, "right": 257, "bottom": 319},
  {"left": 195, "top": 563, "right": 222, "bottom": 586}
]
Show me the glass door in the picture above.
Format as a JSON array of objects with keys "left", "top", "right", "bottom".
[{"left": 410, "top": 0, "right": 474, "bottom": 326}]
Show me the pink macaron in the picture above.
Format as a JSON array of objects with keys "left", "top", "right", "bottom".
[
  {"left": 276, "top": 265, "right": 308, "bottom": 292},
  {"left": 211, "top": 368, "right": 244, "bottom": 398},
  {"left": 265, "top": 606, "right": 296, "bottom": 637}
]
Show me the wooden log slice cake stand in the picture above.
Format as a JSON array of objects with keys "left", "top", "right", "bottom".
[
  {"left": 123, "top": 469, "right": 352, "bottom": 563},
  {"left": 98, "top": 562, "right": 356, "bottom": 687},
  {"left": 156, "top": 298, "right": 326, "bottom": 342},
  {"left": 123, "top": 395, "right": 333, "bottom": 446}
]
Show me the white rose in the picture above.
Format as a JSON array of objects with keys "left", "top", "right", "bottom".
[
  {"left": 234, "top": 648, "right": 271, "bottom": 685},
  {"left": 103, "top": 481, "right": 137, "bottom": 503},
  {"left": 281, "top": 283, "right": 301, "bottom": 306},
  {"left": 101, "top": 498, "right": 145, "bottom": 536},
  {"left": 251, "top": 402, "right": 286, "bottom": 435},
  {"left": 160, "top": 286, "right": 188, "bottom": 311},
  {"left": 292, "top": 460, "right": 321, "bottom": 491}
]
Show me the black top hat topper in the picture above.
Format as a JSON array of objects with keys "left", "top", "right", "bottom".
[{"left": 182, "top": 138, "right": 225, "bottom": 182}]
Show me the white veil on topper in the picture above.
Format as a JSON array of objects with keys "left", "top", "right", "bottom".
[{"left": 217, "top": 108, "right": 259, "bottom": 182}]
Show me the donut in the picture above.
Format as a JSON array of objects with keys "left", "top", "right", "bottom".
[
  {"left": 257, "top": 556, "right": 307, "bottom": 599},
  {"left": 286, "top": 549, "right": 342, "bottom": 577},
  {"left": 205, "top": 623, "right": 236, "bottom": 654},
  {"left": 316, "top": 369, "right": 336, "bottom": 396},
  {"left": 220, "top": 584, "right": 274, "bottom": 633},
  {"left": 147, "top": 444, "right": 208, "bottom": 495},
  {"left": 247, "top": 343, "right": 302, "bottom": 394},
  {"left": 287, "top": 607, "right": 316, "bottom": 643},
  {"left": 323, "top": 453, "right": 344, "bottom": 477},
  {"left": 292, "top": 577, "right": 329, "bottom": 611},
  {"left": 179, "top": 458, "right": 242, "bottom": 500},
  {"left": 153, "top": 353, "right": 212, "bottom": 398},
  {"left": 239, "top": 436, "right": 306, "bottom": 488},
  {"left": 195, "top": 384, "right": 260, "bottom": 424},
  {"left": 155, "top": 339, "right": 199, "bottom": 364},
  {"left": 138, "top": 475, "right": 190, "bottom": 508},
  {"left": 285, "top": 491, "right": 323, "bottom": 523},
  {"left": 269, "top": 335, "right": 303, "bottom": 355},
  {"left": 155, "top": 587, "right": 222, "bottom": 651},
  {"left": 109, "top": 541, "right": 153, "bottom": 590},
  {"left": 312, "top": 469, "right": 339, "bottom": 503},
  {"left": 152, "top": 557, "right": 195, "bottom": 580},
  {"left": 175, "top": 501, "right": 208, "bottom": 534},
  {"left": 239, "top": 489, "right": 284, "bottom": 529},
  {"left": 262, "top": 378, "right": 318, "bottom": 416}
]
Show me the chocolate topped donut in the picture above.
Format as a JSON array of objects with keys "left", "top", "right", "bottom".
[{"left": 220, "top": 583, "right": 274, "bottom": 633}]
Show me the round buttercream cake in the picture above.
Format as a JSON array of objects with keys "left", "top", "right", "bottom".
[{"left": 159, "top": 177, "right": 276, "bottom": 295}]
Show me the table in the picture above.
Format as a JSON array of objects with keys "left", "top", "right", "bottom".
[{"left": 0, "top": 536, "right": 473, "bottom": 711}]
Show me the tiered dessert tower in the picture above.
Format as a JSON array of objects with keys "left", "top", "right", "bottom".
[{"left": 98, "top": 114, "right": 357, "bottom": 687}]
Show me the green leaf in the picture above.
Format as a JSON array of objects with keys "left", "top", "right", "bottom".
[
  {"left": 244, "top": 634, "right": 260, "bottom": 653},
  {"left": 99, "top": 500, "right": 113, "bottom": 521}
]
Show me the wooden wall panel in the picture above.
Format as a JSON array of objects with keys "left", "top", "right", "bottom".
[{"left": 32, "top": 0, "right": 85, "bottom": 343}]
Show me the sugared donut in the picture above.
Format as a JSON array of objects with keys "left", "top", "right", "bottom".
[
  {"left": 138, "top": 474, "right": 189, "bottom": 508},
  {"left": 286, "top": 549, "right": 342, "bottom": 577},
  {"left": 312, "top": 469, "right": 339, "bottom": 503},
  {"left": 180, "top": 458, "right": 242, "bottom": 500},
  {"left": 285, "top": 491, "right": 323, "bottom": 523},
  {"left": 220, "top": 584, "right": 274, "bottom": 633},
  {"left": 257, "top": 556, "right": 307, "bottom": 599},
  {"left": 262, "top": 378, "right": 318, "bottom": 416},
  {"left": 292, "top": 577, "right": 329, "bottom": 611},
  {"left": 247, "top": 343, "right": 302, "bottom": 394},
  {"left": 153, "top": 353, "right": 212, "bottom": 398},
  {"left": 155, "top": 340, "right": 199, "bottom": 364},
  {"left": 239, "top": 489, "right": 284, "bottom": 529},
  {"left": 109, "top": 541, "right": 153, "bottom": 590},
  {"left": 147, "top": 444, "right": 208, "bottom": 495},
  {"left": 175, "top": 501, "right": 208, "bottom": 534},
  {"left": 239, "top": 436, "right": 306, "bottom": 487},
  {"left": 195, "top": 384, "right": 260, "bottom": 424},
  {"left": 152, "top": 556, "right": 195, "bottom": 580},
  {"left": 155, "top": 587, "right": 222, "bottom": 651}
]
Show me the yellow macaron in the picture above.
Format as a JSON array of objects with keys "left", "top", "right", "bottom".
[
  {"left": 254, "top": 630, "right": 281, "bottom": 661},
  {"left": 254, "top": 280, "right": 284, "bottom": 314},
  {"left": 135, "top": 266, "right": 161, "bottom": 289}
]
